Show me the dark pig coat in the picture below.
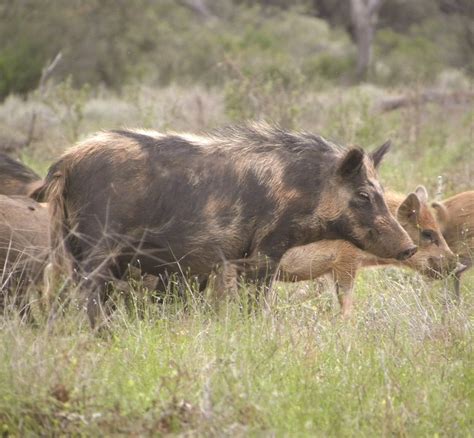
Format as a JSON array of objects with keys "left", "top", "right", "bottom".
[{"left": 33, "top": 123, "right": 415, "bottom": 324}]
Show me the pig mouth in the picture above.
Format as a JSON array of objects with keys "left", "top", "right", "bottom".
[
  {"left": 423, "top": 268, "right": 447, "bottom": 280},
  {"left": 424, "top": 261, "right": 467, "bottom": 279}
]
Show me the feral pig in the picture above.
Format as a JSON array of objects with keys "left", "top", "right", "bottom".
[
  {"left": 0, "top": 195, "right": 49, "bottom": 311},
  {"left": 32, "top": 123, "right": 416, "bottom": 327},
  {"left": 0, "top": 153, "right": 42, "bottom": 196},
  {"left": 280, "top": 186, "right": 460, "bottom": 316},
  {"left": 432, "top": 191, "right": 474, "bottom": 300}
]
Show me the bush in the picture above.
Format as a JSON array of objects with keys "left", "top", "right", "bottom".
[
  {"left": 302, "top": 52, "right": 355, "bottom": 83},
  {"left": 0, "top": 40, "right": 44, "bottom": 100},
  {"left": 224, "top": 61, "right": 305, "bottom": 127},
  {"left": 374, "top": 28, "right": 443, "bottom": 84}
]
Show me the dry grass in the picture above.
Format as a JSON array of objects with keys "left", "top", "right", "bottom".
[{"left": 0, "top": 269, "right": 472, "bottom": 436}]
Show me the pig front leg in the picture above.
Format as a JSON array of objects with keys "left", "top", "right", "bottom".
[{"left": 332, "top": 267, "right": 357, "bottom": 317}]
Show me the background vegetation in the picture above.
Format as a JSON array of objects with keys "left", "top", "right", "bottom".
[
  {"left": 1, "top": 0, "right": 473, "bottom": 98},
  {"left": 0, "top": 0, "right": 472, "bottom": 435}
]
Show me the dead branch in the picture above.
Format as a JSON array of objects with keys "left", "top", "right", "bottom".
[{"left": 377, "top": 90, "right": 474, "bottom": 113}]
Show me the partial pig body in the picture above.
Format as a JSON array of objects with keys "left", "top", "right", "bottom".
[
  {"left": 33, "top": 124, "right": 415, "bottom": 326},
  {"left": 0, "top": 195, "right": 49, "bottom": 309},
  {"left": 432, "top": 191, "right": 474, "bottom": 299},
  {"left": 281, "top": 187, "right": 458, "bottom": 316},
  {"left": 0, "top": 153, "right": 42, "bottom": 196}
]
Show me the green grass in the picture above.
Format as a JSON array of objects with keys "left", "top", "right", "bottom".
[{"left": 1, "top": 270, "right": 472, "bottom": 436}]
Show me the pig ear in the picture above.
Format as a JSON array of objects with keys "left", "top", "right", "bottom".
[
  {"left": 338, "top": 148, "right": 365, "bottom": 178},
  {"left": 414, "top": 185, "right": 428, "bottom": 203},
  {"left": 397, "top": 193, "right": 421, "bottom": 224},
  {"left": 431, "top": 201, "right": 449, "bottom": 228},
  {"left": 370, "top": 140, "right": 392, "bottom": 169},
  {"left": 28, "top": 180, "right": 47, "bottom": 202}
]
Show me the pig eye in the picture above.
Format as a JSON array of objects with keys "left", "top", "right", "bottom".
[
  {"left": 421, "top": 230, "right": 435, "bottom": 243},
  {"left": 357, "top": 191, "right": 370, "bottom": 201}
]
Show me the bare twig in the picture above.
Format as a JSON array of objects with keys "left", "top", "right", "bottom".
[
  {"left": 38, "top": 51, "right": 63, "bottom": 95},
  {"left": 22, "top": 52, "right": 62, "bottom": 150}
]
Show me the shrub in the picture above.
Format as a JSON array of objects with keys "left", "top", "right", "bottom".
[
  {"left": 374, "top": 28, "right": 443, "bottom": 85},
  {"left": 0, "top": 40, "right": 45, "bottom": 100}
]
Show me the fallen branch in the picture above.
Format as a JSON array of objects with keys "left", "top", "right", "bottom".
[
  {"left": 377, "top": 90, "right": 474, "bottom": 112},
  {"left": 177, "top": 0, "right": 213, "bottom": 20}
]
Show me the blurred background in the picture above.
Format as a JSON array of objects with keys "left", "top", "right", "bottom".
[{"left": 0, "top": 0, "right": 472, "bottom": 194}]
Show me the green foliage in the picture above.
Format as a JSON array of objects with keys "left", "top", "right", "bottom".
[
  {"left": 375, "top": 29, "right": 443, "bottom": 84},
  {"left": 42, "top": 77, "right": 92, "bottom": 143},
  {"left": 217, "top": 9, "right": 352, "bottom": 125},
  {"left": 224, "top": 61, "right": 305, "bottom": 127},
  {"left": 1, "top": 0, "right": 470, "bottom": 99},
  {"left": 0, "top": 39, "right": 44, "bottom": 100},
  {"left": 302, "top": 52, "right": 355, "bottom": 82}
]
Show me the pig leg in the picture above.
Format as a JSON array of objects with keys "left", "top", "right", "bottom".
[
  {"left": 453, "top": 272, "right": 462, "bottom": 303},
  {"left": 250, "top": 233, "right": 304, "bottom": 308},
  {"left": 80, "top": 250, "right": 122, "bottom": 329},
  {"left": 84, "top": 272, "right": 113, "bottom": 329},
  {"left": 211, "top": 260, "right": 239, "bottom": 302},
  {"left": 452, "top": 257, "right": 470, "bottom": 303},
  {"left": 333, "top": 268, "right": 357, "bottom": 317},
  {"left": 244, "top": 256, "right": 280, "bottom": 309}
]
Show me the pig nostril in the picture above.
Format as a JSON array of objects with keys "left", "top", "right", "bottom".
[{"left": 397, "top": 246, "right": 417, "bottom": 261}]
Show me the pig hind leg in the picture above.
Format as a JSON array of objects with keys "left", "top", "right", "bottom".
[
  {"left": 80, "top": 252, "right": 123, "bottom": 328},
  {"left": 70, "top": 229, "right": 126, "bottom": 327}
]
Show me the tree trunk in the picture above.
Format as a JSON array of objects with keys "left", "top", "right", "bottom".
[{"left": 350, "top": 0, "right": 383, "bottom": 81}]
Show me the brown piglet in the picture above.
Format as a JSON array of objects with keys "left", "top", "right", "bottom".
[
  {"left": 280, "top": 186, "right": 459, "bottom": 316},
  {"left": 432, "top": 191, "right": 474, "bottom": 300}
]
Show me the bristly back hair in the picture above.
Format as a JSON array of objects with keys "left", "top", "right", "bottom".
[
  {"left": 0, "top": 152, "right": 41, "bottom": 183},
  {"left": 206, "top": 121, "right": 344, "bottom": 154},
  {"left": 109, "top": 121, "right": 346, "bottom": 157},
  {"left": 51, "top": 122, "right": 347, "bottom": 171}
]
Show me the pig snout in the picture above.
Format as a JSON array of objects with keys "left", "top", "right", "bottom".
[
  {"left": 380, "top": 216, "right": 418, "bottom": 260},
  {"left": 396, "top": 245, "right": 418, "bottom": 261},
  {"left": 454, "top": 262, "right": 468, "bottom": 275}
]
